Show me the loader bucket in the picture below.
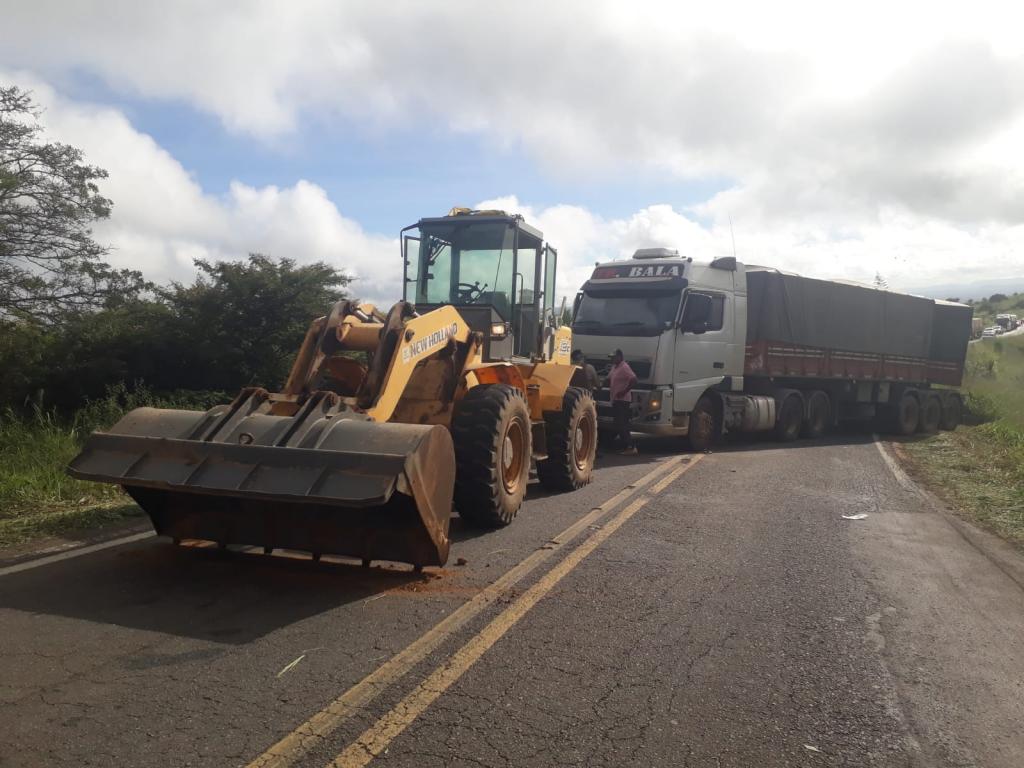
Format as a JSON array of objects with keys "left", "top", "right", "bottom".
[{"left": 68, "top": 398, "right": 454, "bottom": 568}]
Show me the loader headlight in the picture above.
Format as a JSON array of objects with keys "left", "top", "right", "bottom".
[{"left": 490, "top": 322, "right": 509, "bottom": 339}]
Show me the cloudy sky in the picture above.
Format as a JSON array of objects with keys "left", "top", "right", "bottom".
[{"left": 2, "top": 0, "right": 1023, "bottom": 303}]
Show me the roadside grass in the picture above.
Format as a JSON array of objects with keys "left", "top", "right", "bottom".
[
  {"left": 901, "top": 333, "right": 1024, "bottom": 547},
  {"left": 0, "top": 384, "right": 227, "bottom": 549}
]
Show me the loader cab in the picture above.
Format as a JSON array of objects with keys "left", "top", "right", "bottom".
[{"left": 401, "top": 210, "right": 558, "bottom": 361}]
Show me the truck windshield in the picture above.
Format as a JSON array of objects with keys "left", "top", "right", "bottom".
[{"left": 573, "top": 290, "right": 681, "bottom": 336}]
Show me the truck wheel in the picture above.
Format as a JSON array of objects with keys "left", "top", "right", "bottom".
[
  {"left": 452, "top": 384, "right": 532, "bottom": 528},
  {"left": 918, "top": 395, "right": 941, "bottom": 434},
  {"left": 801, "top": 391, "right": 830, "bottom": 439},
  {"left": 940, "top": 394, "right": 962, "bottom": 430},
  {"left": 891, "top": 392, "right": 919, "bottom": 436},
  {"left": 775, "top": 395, "right": 803, "bottom": 442},
  {"left": 537, "top": 387, "right": 597, "bottom": 491},
  {"left": 687, "top": 396, "right": 719, "bottom": 452}
]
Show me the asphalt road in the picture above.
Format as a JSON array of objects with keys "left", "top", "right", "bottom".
[{"left": 2, "top": 433, "right": 1023, "bottom": 767}]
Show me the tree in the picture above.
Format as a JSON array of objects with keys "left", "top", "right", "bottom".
[
  {"left": 989, "top": 293, "right": 1008, "bottom": 303},
  {"left": 873, "top": 272, "right": 888, "bottom": 290},
  {"left": 0, "top": 254, "right": 351, "bottom": 410},
  {"left": 162, "top": 255, "right": 351, "bottom": 391},
  {"left": 0, "top": 85, "right": 143, "bottom": 321}
]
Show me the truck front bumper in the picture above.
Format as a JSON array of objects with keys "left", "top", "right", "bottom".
[{"left": 595, "top": 387, "right": 689, "bottom": 437}]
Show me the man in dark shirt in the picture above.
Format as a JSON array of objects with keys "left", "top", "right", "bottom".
[{"left": 571, "top": 350, "right": 600, "bottom": 392}]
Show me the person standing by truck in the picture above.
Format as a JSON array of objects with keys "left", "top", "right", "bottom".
[
  {"left": 572, "top": 349, "right": 600, "bottom": 392},
  {"left": 609, "top": 349, "right": 638, "bottom": 455}
]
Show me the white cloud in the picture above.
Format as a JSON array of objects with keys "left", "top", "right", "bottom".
[
  {"left": 482, "top": 195, "right": 1024, "bottom": 300},
  {"left": 3, "top": 2, "right": 1024, "bottom": 227},
  {"left": 4, "top": 71, "right": 399, "bottom": 303},
  {"left": 5, "top": 0, "right": 1024, "bottom": 309}
]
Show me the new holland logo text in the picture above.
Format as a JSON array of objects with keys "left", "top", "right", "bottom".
[{"left": 402, "top": 323, "right": 459, "bottom": 363}]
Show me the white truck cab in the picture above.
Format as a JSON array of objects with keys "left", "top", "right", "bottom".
[
  {"left": 572, "top": 248, "right": 970, "bottom": 449},
  {"left": 572, "top": 249, "right": 745, "bottom": 436}
]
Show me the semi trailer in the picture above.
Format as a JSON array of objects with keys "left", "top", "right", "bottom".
[{"left": 571, "top": 249, "right": 972, "bottom": 450}]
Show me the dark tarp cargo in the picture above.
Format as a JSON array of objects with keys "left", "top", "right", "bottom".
[
  {"left": 929, "top": 300, "right": 972, "bottom": 363},
  {"left": 745, "top": 267, "right": 970, "bottom": 385},
  {"left": 746, "top": 268, "right": 937, "bottom": 357}
]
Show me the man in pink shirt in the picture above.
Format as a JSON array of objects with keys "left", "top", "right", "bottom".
[{"left": 608, "top": 349, "right": 638, "bottom": 455}]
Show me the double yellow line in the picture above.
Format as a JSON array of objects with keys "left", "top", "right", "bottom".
[{"left": 250, "top": 453, "right": 702, "bottom": 768}]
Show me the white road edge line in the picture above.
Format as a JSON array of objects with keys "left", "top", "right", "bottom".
[
  {"left": 0, "top": 531, "right": 156, "bottom": 577},
  {"left": 872, "top": 434, "right": 925, "bottom": 499}
]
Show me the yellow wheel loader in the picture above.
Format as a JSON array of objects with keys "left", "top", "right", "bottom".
[{"left": 68, "top": 209, "right": 597, "bottom": 570}]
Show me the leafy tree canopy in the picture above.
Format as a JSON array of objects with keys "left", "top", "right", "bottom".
[
  {"left": 0, "top": 254, "right": 351, "bottom": 409},
  {"left": 0, "top": 85, "right": 145, "bottom": 321}
]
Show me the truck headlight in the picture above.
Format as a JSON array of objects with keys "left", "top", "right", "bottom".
[
  {"left": 647, "top": 395, "right": 661, "bottom": 412},
  {"left": 490, "top": 322, "right": 509, "bottom": 339}
]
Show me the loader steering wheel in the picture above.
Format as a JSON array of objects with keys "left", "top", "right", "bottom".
[{"left": 456, "top": 281, "right": 486, "bottom": 303}]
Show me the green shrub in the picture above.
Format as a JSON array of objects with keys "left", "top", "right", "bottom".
[
  {"left": 964, "top": 391, "right": 1000, "bottom": 424},
  {"left": 0, "top": 405, "right": 121, "bottom": 519},
  {"left": 0, "top": 382, "right": 227, "bottom": 529},
  {"left": 72, "top": 382, "right": 228, "bottom": 436}
]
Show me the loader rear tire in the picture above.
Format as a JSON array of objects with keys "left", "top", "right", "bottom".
[
  {"left": 537, "top": 387, "right": 597, "bottom": 491},
  {"left": 452, "top": 384, "right": 532, "bottom": 528}
]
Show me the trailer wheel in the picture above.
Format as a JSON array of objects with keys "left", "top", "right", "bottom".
[
  {"left": 891, "top": 392, "right": 919, "bottom": 436},
  {"left": 452, "top": 384, "right": 532, "bottom": 528},
  {"left": 775, "top": 395, "right": 803, "bottom": 442},
  {"left": 687, "top": 396, "right": 719, "bottom": 452},
  {"left": 918, "top": 395, "right": 941, "bottom": 434},
  {"left": 940, "top": 394, "right": 962, "bottom": 431},
  {"left": 801, "top": 391, "right": 831, "bottom": 439},
  {"left": 537, "top": 387, "right": 597, "bottom": 491}
]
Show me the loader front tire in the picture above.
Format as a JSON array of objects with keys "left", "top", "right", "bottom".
[
  {"left": 452, "top": 384, "right": 532, "bottom": 528},
  {"left": 537, "top": 387, "right": 597, "bottom": 491}
]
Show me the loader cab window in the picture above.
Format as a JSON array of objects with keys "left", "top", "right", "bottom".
[
  {"left": 411, "top": 222, "right": 515, "bottom": 319},
  {"left": 513, "top": 247, "right": 540, "bottom": 357},
  {"left": 543, "top": 246, "right": 557, "bottom": 316}
]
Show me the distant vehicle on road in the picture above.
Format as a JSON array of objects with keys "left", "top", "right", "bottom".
[
  {"left": 572, "top": 252, "right": 971, "bottom": 449},
  {"left": 995, "top": 313, "right": 1020, "bottom": 331},
  {"left": 982, "top": 327, "right": 998, "bottom": 338}
]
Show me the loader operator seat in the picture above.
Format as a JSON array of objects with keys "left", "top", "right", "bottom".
[{"left": 476, "top": 291, "right": 511, "bottom": 320}]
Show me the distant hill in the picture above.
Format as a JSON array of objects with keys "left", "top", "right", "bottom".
[{"left": 909, "top": 276, "right": 1024, "bottom": 302}]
